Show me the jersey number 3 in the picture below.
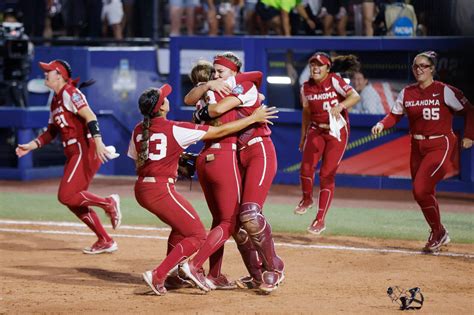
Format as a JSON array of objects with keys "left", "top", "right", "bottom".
[
  {"left": 422, "top": 108, "right": 440, "bottom": 120},
  {"left": 136, "top": 133, "right": 168, "bottom": 161}
]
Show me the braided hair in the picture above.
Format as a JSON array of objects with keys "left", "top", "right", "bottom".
[{"left": 136, "top": 88, "right": 162, "bottom": 169}]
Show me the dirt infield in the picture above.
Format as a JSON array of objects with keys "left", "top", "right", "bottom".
[{"left": 0, "top": 178, "right": 473, "bottom": 314}]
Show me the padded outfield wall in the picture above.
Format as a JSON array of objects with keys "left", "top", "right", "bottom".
[{"left": 0, "top": 37, "right": 472, "bottom": 192}]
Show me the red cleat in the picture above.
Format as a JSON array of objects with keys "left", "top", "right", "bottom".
[
  {"left": 423, "top": 227, "right": 450, "bottom": 253},
  {"left": 83, "top": 239, "right": 118, "bottom": 254},
  {"left": 180, "top": 262, "right": 210, "bottom": 292},
  {"left": 307, "top": 219, "right": 326, "bottom": 235},
  {"left": 205, "top": 274, "right": 237, "bottom": 290},
  {"left": 106, "top": 194, "right": 122, "bottom": 230},
  {"left": 143, "top": 270, "right": 167, "bottom": 296},
  {"left": 235, "top": 275, "right": 262, "bottom": 290},
  {"left": 294, "top": 199, "right": 314, "bottom": 215}
]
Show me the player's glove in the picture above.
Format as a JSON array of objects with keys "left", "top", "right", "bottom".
[{"left": 178, "top": 152, "right": 199, "bottom": 179}]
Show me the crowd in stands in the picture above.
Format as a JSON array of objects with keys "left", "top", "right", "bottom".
[{"left": 0, "top": 0, "right": 472, "bottom": 40}]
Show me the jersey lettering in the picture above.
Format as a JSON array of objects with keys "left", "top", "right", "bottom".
[{"left": 307, "top": 91, "right": 338, "bottom": 101}]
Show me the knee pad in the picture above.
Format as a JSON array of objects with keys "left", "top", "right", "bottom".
[
  {"left": 239, "top": 203, "right": 266, "bottom": 236},
  {"left": 233, "top": 228, "right": 250, "bottom": 245}
]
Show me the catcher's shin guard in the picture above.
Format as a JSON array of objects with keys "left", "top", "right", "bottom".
[
  {"left": 239, "top": 203, "right": 281, "bottom": 272},
  {"left": 233, "top": 228, "right": 263, "bottom": 281}
]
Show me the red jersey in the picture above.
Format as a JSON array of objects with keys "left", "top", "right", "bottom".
[
  {"left": 200, "top": 77, "right": 238, "bottom": 146},
  {"left": 390, "top": 81, "right": 473, "bottom": 137},
  {"left": 227, "top": 77, "right": 271, "bottom": 146},
  {"left": 38, "top": 84, "right": 90, "bottom": 146},
  {"left": 301, "top": 73, "right": 354, "bottom": 125},
  {"left": 128, "top": 117, "right": 209, "bottom": 178}
]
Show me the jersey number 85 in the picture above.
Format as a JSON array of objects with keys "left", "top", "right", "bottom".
[{"left": 422, "top": 107, "right": 440, "bottom": 120}]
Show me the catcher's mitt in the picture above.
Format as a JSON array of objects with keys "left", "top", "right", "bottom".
[{"left": 178, "top": 152, "right": 199, "bottom": 179}]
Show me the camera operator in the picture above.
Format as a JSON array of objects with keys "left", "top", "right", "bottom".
[{"left": 1, "top": 8, "right": 33, "bottom": 107}]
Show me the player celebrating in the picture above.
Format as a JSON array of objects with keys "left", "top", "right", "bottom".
[
  {"left": 294, "top": 52, "right": 360, "bottom": 235},
  {"left": 185, "top": 52, "right": 284, "bottom": 294},
  {"left": 16, "top": 59, "right": 122, "bottom": 254},
  {"left": 128, "top": 83, "right": 277, "bottom": 296},
  {"left": 372, "top": 51, "right": 473, "bottom": 253},
  {"left": 180, "top": 60, "right": 264, "bottom": 291}
]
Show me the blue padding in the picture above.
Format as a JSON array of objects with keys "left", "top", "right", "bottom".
[
  {"left": 0, "top": 107, "right": 49, "bottom": 128},
  {"left": 1, "top": 39, "right": 472, "bottom": 192}
]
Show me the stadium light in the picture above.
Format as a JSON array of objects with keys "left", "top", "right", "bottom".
[{"left": 267, "top": 76, "right": 292, "bottom": 85}]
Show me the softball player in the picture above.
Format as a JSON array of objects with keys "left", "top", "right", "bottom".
[
  {"left": 16, "top": 59, "right": 122, "bottom": 254},
  {"left": 372, "top": 51, "right": 473, "bottom": 253},
  {"left": 129, "top": 84, "right": 277, "bottom": 296},
  {"left": 185, "top": 52, "right": 284, "bottom": 294},
  {"left": 181, "top": 61, "right": 266, "bottom": 291},
  {"left": 295, "top": 52, "right": 361, "bottom": 235}
]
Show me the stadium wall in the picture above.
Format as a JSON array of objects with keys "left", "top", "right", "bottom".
[{"left": 0, "top": 37, "right": 472, "bottom": 192}]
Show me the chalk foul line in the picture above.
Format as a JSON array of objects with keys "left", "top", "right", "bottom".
[{"left": 0, "top": 219, "right": 472, "bottom": 259}]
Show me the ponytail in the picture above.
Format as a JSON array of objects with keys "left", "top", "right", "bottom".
[
  {"left": 330, "top": 55, "right": 360, "bottom": 74},
  {"left": 136, "top": 87, "right": 163, "bottom": 169},
  {"left": 136, "top": 115, "right": 151, "bottom": 169},
  {"left": 78, "top": 79, "right": 96, "bottom": 89}
]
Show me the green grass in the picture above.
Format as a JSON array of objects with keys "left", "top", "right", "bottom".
[{"left": 0, "top": 192, "right": 472, "bottom": 243}]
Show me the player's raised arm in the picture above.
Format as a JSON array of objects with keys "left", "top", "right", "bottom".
[{"left": 202, "top": 106, "right": 278, "bottom": 140}]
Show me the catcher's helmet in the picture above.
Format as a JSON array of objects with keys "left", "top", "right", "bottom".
[{"left": 387, "top": 286, "right": 424, "bottom": 310}]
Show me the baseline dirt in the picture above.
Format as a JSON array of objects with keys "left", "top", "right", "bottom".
[{"left": 0, "top": 178, "right": 473, "bottom": 314}]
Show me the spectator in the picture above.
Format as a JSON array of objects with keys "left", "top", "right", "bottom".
[
  {"left": 242, "top": 0, "right": 258, "bottom": 35},
  {"left": 61, "top": 0, "right": 86, "bottom": 37},
  {"left": 121, "top": 0, "right": 134, "bottom": 37},
  {"left": 350, "top": 71, "right": 394, "bottom": 114},
  {"left": 2, "top": 7, "right": 19, "bottom": 23},
  {"left": 102, "top": 0, "right": 124, "bottom": 40},
  {"left": 17, "top": 0, "right": 47, "bottom": 37},
  {"left": 205, "top": 0, "right": 236, "bottom": 36},
  {"left": 169, "top": 0, "right": 199, "bottom": 36},
  {"left": 85, "top": 0, "right": 103, "bottom": 38},
  {"left": 290, "top": 0, "right": 319, "bottom": 36},
  {"left": 133, "top": 0, "right": 153, "bottom": 37},
  {"left": 353, "top": 0, "right": 375, "bottom": 36},
  {"left": 319, "top": 0, "right": 349, "bottom": 36},
  {"left": 375, "top": 0, "right": 418, "bottom": 36},
  {"left": 255, "top": 0, "right": 300, "bottom": 36},
  {"left": 43, "top": 0, "right": 64, "bottom": 38}
]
